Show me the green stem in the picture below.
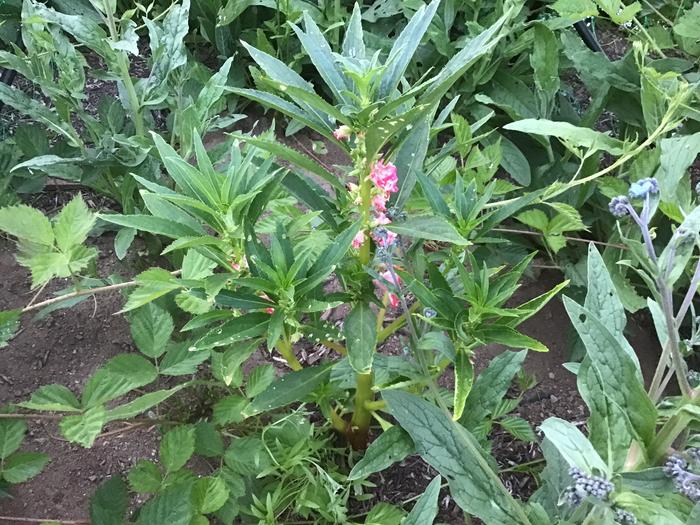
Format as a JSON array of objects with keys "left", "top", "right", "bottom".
[
  {"left": 348, "top": 372, "right": 374, "bottom": 449},
  {"left": 104, "top": 7, "right": 144, "bottom": 136},
  {"left": 377, "top": 302, "right": 420, "bottom": 343},
  {"left": 276, "top": 336, "right": 302, "bottom": 371}
]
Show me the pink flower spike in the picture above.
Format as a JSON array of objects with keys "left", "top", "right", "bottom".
[
  {"left": 380, "top": 270, "right": 401, "bottom": 287},
  {"left": 387, "top": 293, "right": 400, "bottom": 308},
  {"left": 333, "top": 125, "right": 352, "bottom": 141},
  {"left": 374, "top": 212, "right": 391, "bottom": 225},
  {"left": 352, "top": 230, "right": 366, "bottom": 249},
  {"left": 370, "top": 160, "right": 398, "bottom": 194},
  {"left": 373, "top": 229, "right": 397, "bottom": 248},
  {"left": 372, "top": 193, "right": 388, "bottom": 212}
]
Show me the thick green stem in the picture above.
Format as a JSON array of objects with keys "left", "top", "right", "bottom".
[
  {"left": 648, "top": 410, "right": 692, "bottom": 465},
  {"left": 276, "top": 337, "right": 302, "bottom": 371},
  {"left": 348, "top": 372, "right": 374, "bottom": 449}
]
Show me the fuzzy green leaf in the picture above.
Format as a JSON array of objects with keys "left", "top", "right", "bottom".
[
  {"left": 345, "top": 302, "right": 377, "bottom": 374},
  {"left": 348, "top": 426, "right": 414, "bottom": 481},
  {"left": 405, "top": 475, "right": 441, "bottom": 525}
]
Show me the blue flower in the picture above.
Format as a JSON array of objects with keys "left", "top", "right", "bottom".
[
  {"left": 609, "top": 195, "right": 630, "bottom": 217},
  {"left": 628, "top": 178, "right": 659, "bottom": 199},
  {"left": 663, "top": 452, "right": 700, "bottom": 501},
  {"left": 563, "top": 467, "right": 614, "bottom": 506},
  {"left": 614, "top": 508, "right": 637, "bottom": 525}
]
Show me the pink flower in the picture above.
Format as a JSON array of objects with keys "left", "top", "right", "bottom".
[
  {"left": 333, "top": 125, "right": 352, "bottom": 141},
  {"left": 265, "top": 307, "right": 275, "bottom": 314},
  {"left": 372, "top": 193, "right": 388, "bottom": 212},
  {"left": 352, "top": 230, "right": 366, "bottom": 249},
  {"left": 373, "top": 213, "right": 391, "bottom": 226},
  {"left": 372, "top": 228, "right": 397, "bottom": 248},
  {"left": 374, "top": 269, "right": 401, "bottom": 309},
  {"left": 370, "top": 161, "right": 398, "bottom": 194}
]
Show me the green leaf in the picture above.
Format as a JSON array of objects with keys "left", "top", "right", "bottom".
[
  {"left": 345, "top": 302, "right": 377, "bottom": 374},
  {"left": 100, "top": 214, "right": 202, "bottom": 239},
  {"left": 20, "top": 384, "right": 80, "bottom": 412},
  {"left": 499, "top": 135, "right": 531, "bottom": 186},
  {"left": 504, "top": 119, "right": 627, "bottom": 155},
  {"left": 128, "top": 460, "right": 162, "bottom": 493},
  {"left": 405, "top": 475, "right": 441, "bottom": 525},
  {"left": 473, "top": 325, "right": 547, "bottom": 352},
  {"left": 0, "top": 420, "right": 26, "bottom": 459},
  {"left": 159, "top": 343, "right": 210, "bottom": 376},
  {"left": 0, "top": 204, "right": 53, "bottom": 245},
  {"left": 347, "top": 426, "right": 414, "bottom": 481},
  {"left": 459, "top": 351, "right": 527, "bottom": 430},
  {"left": 246, "top": 364, "right": 275, "bottom": 398},
  {"left": 597, "top": 0, "right": 641, "bottom": 25},
  {"left": 114, "top": 228, "right": 136, "bottom": 260},
  {"left": 160, "top": 425, "right": 195, "bottom": 472},
  {"left": 539, "top": 417, "right": 609, "bottom": 475},
  {"left": 365, "top": 503, "right": 405, "bottom": 524},
  {"left": 388, "top": 215, "right": 469, "bottom": 245},
  {"left": 517, "top": 209, "right": 549, "bottom": 232},
  {"left": 82, "top": 354, "right": 158, "bottom": 408},
  {"left": 60, "top": 405, "right": 107, "bottom": 447},
  {"left": 106, "top": 385, "right": 188, "bottom": 422},
  {"left": 52, "top": 195, "right": 95, "bottom": 252},
  {"left": 212, "top": 395, "right": 247, "bottom": 425},
  {"left": 194, "top": 422, "right": 224, "bottom": 458},
  {"left": 136, "top": 484, "right": 194, "bottom": 525},
  {"left": 385, "top": 391, "right": 531, "bottom": 524},
  {"left": 552, "top": 0, "right": 599, "bottom": 20},
  {"left": 0, "top": 309, "right": 20, "bottom": 349},
  {"left": 530, "top": 23, "right": 560, "bottom": 116},
  {"left": 130, "top": 303, "right": 174, "bottom": 359},
  {"left": 121, "top": 268, "right": 183, "bottom": 312},
  {"left": 563, "top": 297, "right": 656, "bottom": 446},
  {"left": 499, "top": 416, "right": 535, "bottom": 442},
  {"left": 613, "top": 492, "right": 685, "bottom": 525},
  {"left": 244, "top": 363, "right": 334, "bottom": 417},
  {"left": 453, "top": 349, "right": 474, "bottom": 421},
  {"left": 193, "top": 313, "right": 269, "bottom": 350},
  {"left": 192, "top": 476, "right": 229, "bottom": 514},
  {"left": 674, "top": 4, "right": 700, "bottom": 41},
  {"left": 657, "top": 133, "right": 700, "bottom": 202},
  {"left": 379, "top": 0, "right": 440, "bottom": 97},
  {"left": 90, "top": 476, "right": 128, "bottom": 525},
  {"left": 1, "top": 451, "right": 49, "bottom": 483}
]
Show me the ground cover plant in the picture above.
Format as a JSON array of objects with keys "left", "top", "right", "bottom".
[{"left": 1, "top": 0, "right": 700, "bottom": 524}]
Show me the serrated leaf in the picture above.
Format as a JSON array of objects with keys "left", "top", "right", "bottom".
[
  {"left": 246, "top": 364, "right": 275, "bottom": 398},
  {"left": 348, "top": 426, "right": 414, "bottom": 481},
  {"left": 60, "top": 405, "right": 107, "bottom": 447},
  {"left": 160, "top": 425, "right": 195, "bottom": 473},
  {"left": 345, "top": 302, "right": 376, "bottom": 374},
  {"left": 194, "top": 422, "right": 224, "bottom": 458},
  {"left": 192, "top": 476, "right": 229, "bottom": 514},
  {"left": 20, "top": 384, "right": 80, "bottom": 412},
  {"left": 159, "top": 343, "right": 210, "bottom": 376},
  {"left": 130, "top": 303, "right": 174, "bottom": 359},
  {"left": 0, "top": 309, "right": 20, "bottom": 349},
  {"left": 1, "top": 451, "right": 49, "bottom": 483},
  {"left": 89, "top": 476, "right": 128, "bottom": 525},
  {"left": 136, "top": 484, "right": 194, "bottom": 525},
  {"left": 128, "top": 460, "right": 162, "bottom": 493},
  {"left": 213, "top": 395, "right": 247, "bottom": 425},
  {"left": 82, "top": 354, "right": 158, "bottom": 408},
  {"left": 0, "top": 204, "right": 53, "bottom": 245},
  {"left": 0, "top": 420, "right": 26, "bottom": 460},
  {"left": 244, "top": 363, "right": 334, "bottom": 417},
  {"left": 52, "top": 194, "right": 95, "bottom": 252},
  {"left": 499, "top": 416, "right": 535, "bottom": 442},
  {"left": 385, "top": 391, "right": 531, "bottom": 524}
]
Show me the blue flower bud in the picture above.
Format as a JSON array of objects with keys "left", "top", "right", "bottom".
[
  {"left": 664, "top": 453, "right": 700, "bottom": 501},
  {"left": 628, "top": 177, "right": 659, "bottom": 199},
  {"left": 423, "top": 308, "right": 437, "bottom": 318},
  {"left": 614, "top": 507, "right": 637, "bottom": 524},
  {"left": 609, "top": 195, "right": 630, "bottom": 217},
  {"left": 563, "top": 467, "right": 614, "bottom": 506}
]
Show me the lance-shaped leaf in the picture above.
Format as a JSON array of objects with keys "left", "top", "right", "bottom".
[
  {"left": 539, "top": 417, "right": 609, "bottom": 475},
  {"left": 385, "top": 391, "right": 532, "bottom": 525},
  {"left": 344, "top": 302, "right": 377, "bottom": 374},
  {"left": 405, "top": 475, "right": 441, "bottom": 525},
  {"left": 504, "top": 119, "right": 627, "bottom": 155},
  {"left": 348, "top": 426, "right": 414, "bottom": 481}
]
